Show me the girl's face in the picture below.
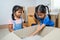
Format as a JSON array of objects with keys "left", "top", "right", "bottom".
[
  {"left": 37, "top": 10, "right": 46, "bottom": 19},
  {"left": 15, "top": 9, "right": 23, "bottom": 18}
]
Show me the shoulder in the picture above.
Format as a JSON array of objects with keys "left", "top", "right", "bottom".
[
  {"left": 44, "top": 15, "right": 50, "bottom": 21},
  {"left": 43, "top": 15, "right": 50, "bottom": 23},
  {"left": 8, "top": 19, "right": 13, "bottom": 24}
]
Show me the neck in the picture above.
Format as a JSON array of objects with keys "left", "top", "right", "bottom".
[
  {"left": 15, "top": 16, "right": 20, "bottom": 20},
  {"left": 43, "top": 15, "right": 46, "bottom": 19}
]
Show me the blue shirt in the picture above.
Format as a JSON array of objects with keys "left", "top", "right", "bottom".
[{"left": 37, "top": 15, "right": 54, "bottom": 26}]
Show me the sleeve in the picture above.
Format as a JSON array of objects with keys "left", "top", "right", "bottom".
[
  {"left": 8, "top": 20, "right": 13, "bottom": 24},
  {"left": 43, "top": 16, "right": 50, "bottom": 25}
]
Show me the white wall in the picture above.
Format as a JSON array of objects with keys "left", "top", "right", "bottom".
[
  {"left": 51, "top": 0, "right": 60, "bottom": 9},
  {"left": 0, "top": 0, "right": 51, "bottom": 25}
]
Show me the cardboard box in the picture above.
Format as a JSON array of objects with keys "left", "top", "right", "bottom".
[
  {"left": 58, "top": 13, "right": 60, "bottom": 28},
  {"left": 22, "top": 12, "right": 26, "bottom": 20},
  {"left": 41, "top": 28, "right": 60, "bottom": 40},
  {"left": 22, "top": 7, "right": 26, "bottom": 21},
  {"left": 28, "top": 15, "right": 36, "bottom": 26},
  {"left": 50, "top": 15, "right": 57, "bottom": 27},
  {"left": 28, "top": 7, "right": 35, "bottom": 15},
  {"left": 1, "top": 25, "right": 60, "bottom": 40}
]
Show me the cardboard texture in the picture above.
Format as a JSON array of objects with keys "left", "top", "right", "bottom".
[
  {"left": 28, "top": 7, "right": 35, "bottom": 15},
  {"left": 41, "top": 28, "right": 60, "bottom": 40},
  {"left": 50, "top": 15, "right": 57, "bottom": 27},
  {"left": 22, "top": 7, "right": 26, "bottom": 21},
  {"left": 58, "top": 13, "right": 60, "bottom": 28},
  {"left": 1, "top": 25, "right": 59, "bottom": 40},
  {"left": 23, "top": 35, "right": 42, "bottom": 40},
  {"left": 28, "top": 15, "right": 36, "bottom": 26},
  {"left": 1, "top": 33, "right": 22, "bottom": 40}
]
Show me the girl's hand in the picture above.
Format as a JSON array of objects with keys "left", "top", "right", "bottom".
[
  {"left": 9, "top": 29, "right": 14, "bottom": 32},
  {"left": 8, "top": 24, "right": 14, "bottom": 32},
  {"left": 28, "top": 24, "right": 45, "bottom": 37},
  {"left": 23, "top": 23, "right": 27, "bottom": 28}
]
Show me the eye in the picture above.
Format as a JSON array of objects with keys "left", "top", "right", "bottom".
[{"left": 18, "top": 12, "right": 22, "bottom": 13}]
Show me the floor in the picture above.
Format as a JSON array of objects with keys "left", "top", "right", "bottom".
[{"left": 0, "top": 28, "right": 10, "bottom": 39}]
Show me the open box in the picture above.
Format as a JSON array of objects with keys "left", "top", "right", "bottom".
[
  {"left": 58, "top": 13, "right": 60, "bottom": 28},
  {"left": 1, "top": 25, "right": 60, "bottom": 40}
]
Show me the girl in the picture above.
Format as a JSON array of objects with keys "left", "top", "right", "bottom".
[
  {"left": 9, "top": 5, "right": 25, "bottom": 32},
  {"left": 30, "top": 5, "right": 54, "bottom": 36}
]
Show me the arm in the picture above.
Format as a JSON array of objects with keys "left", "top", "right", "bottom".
[
  {"left": 8, "top": 24, "right": 14, "bottom": 32},
  {"left": 30, "top": 16, "right": 50, "bottom": 36},
  {"left": 30, "top": 24, "right": 45, "bottom": 36},
  {"left": 22, "top": 19, "right": 27, "bottom": 28},
  {"left": 23, "top": 22, "right": 27, "bottom": 28}
]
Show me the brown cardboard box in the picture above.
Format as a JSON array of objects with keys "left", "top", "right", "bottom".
[
  {"left": 1, "top": 25, "right": 60, "bottom": 40},
  {"left": 27, "top": 7, "right": 36, "bottom": 26},
  {"left": 50, "top": 15, "right": 57, "bottom": 27},
  {"left": 28, "top": 15, "right": 36, "bottom": 26},
  {"left": 28, "top": 7, "right": 35, "bottom": 15},
  {"left": 22, "top": 12, "right": 26, "bottom": 20},
  {"left": 58, "top": 13, "right": 60, "bottom": 28},
  {"left": 22, "top": 7, "right": 26, "bottom": 21}
]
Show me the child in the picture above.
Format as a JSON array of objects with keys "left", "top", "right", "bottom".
[
  {"left": 30, "top": 5, "right": 54, "bottom": 36},
  {"left": 9, "top": 5, "right": 25, "bottom": 32}
]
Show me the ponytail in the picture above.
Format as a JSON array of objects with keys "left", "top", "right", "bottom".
[
  {"left": 34, "top": 5, "right": 51, "bottom": 20},
  {"left": 45, "top": 6, "right": 51, "bottom": 19},
  {"left": 12, "top": 13, "right": 15, "bottom": 20},
  {"left": 12, "top": 5, "right": 23, "bottom": 20}
]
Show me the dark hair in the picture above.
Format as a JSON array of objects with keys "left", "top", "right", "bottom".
[
  {"left": 12, "top": 5, "right": 23, "bottom": 20},
  {"left": 34, "top": 5, "right": 51, "bottom": 20}
]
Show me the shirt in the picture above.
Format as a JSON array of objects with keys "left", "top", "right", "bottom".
[
  {"left": 9, "top": 18, "right": 24, "bottom": 31},
  {"left": 37, "top": 15, "right": 54, "bottom": 26}
]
